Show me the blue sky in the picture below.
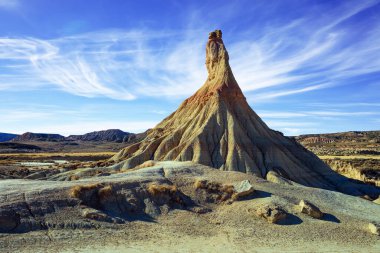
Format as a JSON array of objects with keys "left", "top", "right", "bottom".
[{"left": 0, "top": 0, "right": 380, "bottom": 136}]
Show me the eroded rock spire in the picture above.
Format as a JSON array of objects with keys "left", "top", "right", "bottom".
[
  {"left": 206, "top": 29, "right": 227, "bottom": 78},
  {"left": 110, "top": 30, "right": 373, "bottom": 196}
]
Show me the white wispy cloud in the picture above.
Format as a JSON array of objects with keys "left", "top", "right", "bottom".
[
  {"left": 0, "top": 0, "right": 19, "bottom": 10},
  {"left": 307, "top": 102, "right": 380, "bottom": 108},
  {"left": 258, "top": 110, "right": 380, "bottom": 119},
  {"left": 0, "top": 1, "right": 379, "bottom": 103},
  {"left": 0, "top": 110, "right": 52, "bottom": 122},
  {"left": 150, "top": 110, "right": 169, "bottom": 115},
  {"left": 251, "top": 83, "right": 330, "bottom": 101},
  {"left": 0, "top": 29, "right": 207, "bottom": 100},
  {"left": 229, "top": 0, "right": 380, "bottom": 100}
]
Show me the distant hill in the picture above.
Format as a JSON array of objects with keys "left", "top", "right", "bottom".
[
  {"left": 4, "top": 129, "right": 147, "bottom": 144},
  {"left": 12, "top": 132, "right": 65, "bottom": 142},
  {"left": 0, "top": 133, "right": 19, "bottom": 142},
  {"left": 67, "top": 129, "right": 134, "bottom": 143},
  {"left": 296, "top": 130, "right": 380, "bottom": 142},
  {"left": 295, "top": 130, "right": 380, "bottom": 155},
  {"left": 0, "top": 142, "right": 41, "bottom": 152},
  {"left": 295, "top": 130, "right": 380, "bottom": 187}
]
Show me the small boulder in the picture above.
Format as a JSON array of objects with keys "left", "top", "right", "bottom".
[
  {"left": 266, "top": 171, "right": 293, "bottom": 185},
  {"left": 81, "top": 208, "right": 113, "bottom": 223},
  {"left": 256, "top": 204, "right": 287, "bottom": 224},
  {"left": 361, "top": 195, "right": 373, "bottom": 201},
  {"left": 144, "top": 198, "right": 161, "bottom": 216},
  {"left": 232, "top": 180, "right": 254, "bottom": 200},
  {"left": 299, "top": 200, "right": 323, "bottom": 219},
  {"left": 368, "top": 222, "right": 380, "bottom": 235}
]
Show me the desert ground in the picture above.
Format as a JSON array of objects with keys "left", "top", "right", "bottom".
[
  {"left": 0, "top": 133, "right": 379, "bottom": 252},
  {"left": 0, "top": 130, "right": 379, "bottom": 253},
  {"left": 2, "top": 131, "right": 379, "bottom": 187},
  {"left": 0, "top": 162, "right": 379, "bottom": 253}
]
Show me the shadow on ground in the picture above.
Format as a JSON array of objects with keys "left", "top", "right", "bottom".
[
  {"left": 322, "top": 213, "right": 340, "bottom": 223},
  {"left": 277, "top": 213, "right": 303, "bottom": 226},
  {"left": 240, "top": 190, "right": 272, "bottom": 201}
]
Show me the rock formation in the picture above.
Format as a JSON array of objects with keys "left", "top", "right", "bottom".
[
  {"left": 298, "top": 200, "right": 324, "bottom": 219},
  {"left": 12, "top": 132, "right": 65, "bottom": 142},
  {"left": 111, "top": 30, "right": 379, "bottom": 196},
  {"left": 255, "top": 203, "right": 288, "bottom": 224},
  {"left": 67, "top": 129, "right": 134, "bottom": 143}
]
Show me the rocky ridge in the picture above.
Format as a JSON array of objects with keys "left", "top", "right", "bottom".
[
  {"left": 67, "top": 129, "right": 134, "bottom": 143},
  {"left": 12, "top": 132, "right": 65, "bottom": 142}
]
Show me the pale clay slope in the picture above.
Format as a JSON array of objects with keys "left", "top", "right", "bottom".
[
  {"left": 111, "top": 31, "right": 378, "bottom": 197},
  {"left": 0, "top": 161, "right": 379, "bottom": 252}
]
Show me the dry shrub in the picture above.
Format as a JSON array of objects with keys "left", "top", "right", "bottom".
[
  {"left": 119, "top": 160, "right": 156, "bottom": 174},
  {"left": 88, "top": 160, "right": 114, "bottom": 168},
  {"left": 221, "top": 184, "right": 235, "bottom": 194},
  {"left": 60, "top": 163, "right": 77, "bottom": 170},
  {"left": 194, "top": 179, "right": 236, "bottom": 202},
  {"left": 135, "top": 160, "right": 156, "bottom": 170},
  {"left": 194, "top": 179, "right": 234, "bottom": 193},
  {"left": 194, "top": 179, "right": 207, "bottom": 189},
  {"left": 194, "top": 179, "right": 223, "bottom": 192},
  {"left": 147, "top": 183, "right": 177, "bottom": 196},
  {"left": 70, "top": 175, "right": 80, "bottom": 181},
  {"left": 98, "top": 185, "right": 113, "bottom": 200},
  {"left": 68, "top": 183, "right": 100, "bottom": 198}
]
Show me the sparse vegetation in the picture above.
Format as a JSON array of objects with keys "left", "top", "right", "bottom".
[
  {"left": 68, "top": 183, "right": 100, "bottom": 199},
  {"left": 193, "top": 179, "right": 207, "bottom": 189},
  {"left": 146, "top": 183, "right": 184, "bottom": 205},
  {"left": 322, "top": 157, "right": 380, "bottom": 186},
  {"left": 296, "top": 131, "right": 380, "bottom": 156},
  {"left": 194, "top": 179, "right": 236, "bottom": 202},
  {"left": 98, "top": 185, "right": 113, "bottom": 199},
  {"left": 119, "top": 160, "right": 157, "bottom": 173},
  {"left": 70, "top": 175, "right": 80, "bottom": 181},
  {"left": 134, "top": 160, "right": 156, "bottom": 169},
  {"left": 69, "top": 183, "right": 115, "bottom": 206},
  {"left": 147, "top": 183, "right": 177, "bottom": 196},
  {"left": 295, "top": 131, "right": 380, "bottom": 186}
]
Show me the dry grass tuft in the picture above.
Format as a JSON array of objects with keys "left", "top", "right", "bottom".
[
  {"left": 135, "top": 160, "right": 156, "bottom": 169},
  {"left": 221, "top": 184, "right": 235, "bottom": 194},
  {"left": 119, "top": 160, "right": 156, "bottom": 173},
  {"left": 194, "top": 179, "right": 207, "bottom": 189},
  {"left": 70, "top": 175, "right": 80, "bottom": 181},
  {"left": 194, "top": 179, "right": 236, "bottom": 202},
  {"left": 98, "top": 185, "right": 113, "bottom": 199},
  {"left": 147, "top": 183, "right": 177, "bottom": 196},
  {"left": 68, "top": 183, "right": 100, "bottom": 198}
]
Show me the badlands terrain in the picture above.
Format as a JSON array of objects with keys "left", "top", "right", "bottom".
[
  {"left": 0, "top": 30, "right": 379, "bottom": 252},
  {"left": 297, "top": 131, "right": 380, "bottom": 186},
  {"left": 1, "top": 162, "right": 380, "bottom": 253}
]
